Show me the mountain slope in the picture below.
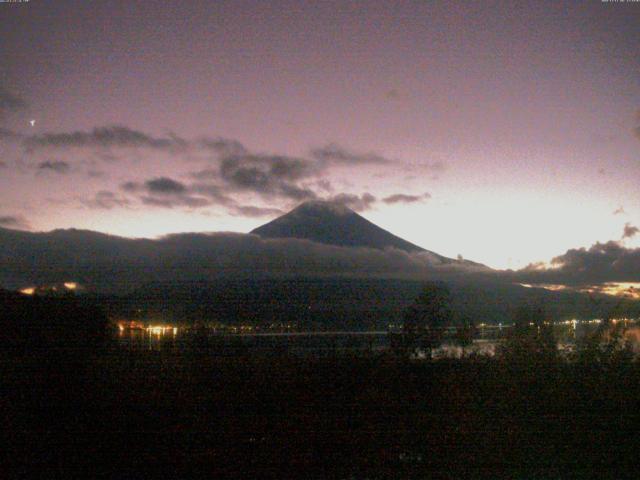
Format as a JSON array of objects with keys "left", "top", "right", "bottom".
[
  {"left": 1, "top": 224, "right": 636, "bottom": 324},
  {"left": 251, "top": 200, "right": 447, "bottom": 258}
]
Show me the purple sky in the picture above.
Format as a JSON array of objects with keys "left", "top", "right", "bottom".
[{"left": 1, "top": 0, "right": 639, "bottom": 269}]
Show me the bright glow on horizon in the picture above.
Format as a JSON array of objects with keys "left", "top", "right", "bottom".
[
  {"left": 364, "top": 191, "right": 630, "bottom": 270},
  {"left": 20, "top": 190, "right": 637, "bottom": 271},
  {"left": 520, "top": 284, "right": 568, "bottom": 292},
  {"left": 521, "top": 282, "right": 640, "bottom": 299},
  {"left": 598, "top": 283, "right": 640, "bottom": 299}
]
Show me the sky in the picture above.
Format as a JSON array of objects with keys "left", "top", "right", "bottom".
[{"left": 1, "top": 0, "right": 639, "bottom": 270}]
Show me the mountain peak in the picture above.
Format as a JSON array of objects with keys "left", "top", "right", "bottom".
[
  {"left": 251, "top": 200, "right": 440, "bottom": 255},
  {"left": 287, "top": 200, "right": 358, "bottom": 218}
]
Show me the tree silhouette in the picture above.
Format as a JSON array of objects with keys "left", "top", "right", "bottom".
[
  {"left": 499, "top": 303, "right": 557, "bottom": 364},
  {"left": 402, "top": 282, "right": 453, "bottom": 358},
  {"left": 577, "top": 288, "right": 637, "bottom": 366},
  {"left": 454, "top": 318, "right": 476, "bottom": 351}
]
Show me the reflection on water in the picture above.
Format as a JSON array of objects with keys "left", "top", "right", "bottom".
[
  {"left": 113, "top": 320, "right": 640, "bottom": 357},
  {"left": 117, "top": 324, "right": 179, "bottom": 350}
]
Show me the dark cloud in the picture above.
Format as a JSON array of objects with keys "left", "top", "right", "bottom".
[
  {"left": 382, "top": 193, "right": 431, "bottom": 204},
  {"left": 145, "top": 177, "right": 188, "bottom": 195},
  {"left": 316, "top": 179, "right": 333, "bottom": 192},
  {"left": 17, "top": 124, "right": 420, "bottom": 189},
  {"left": 190, "top": 183, "right": 234, "bottom": 205},
  {"left": 268, "top": 156, "right": 313, "bottom": 181},
  {"left": 0, "top": 88, "right": 27, "bottom": 115},
  {"left": 82, "top": 191, "right": 130, "bottom": 210},
  {"left": 231, "top": 205, "right": 284, "bottom": 217},
  {"left": 218, "top": 154, "right": 317, "bottom": 201},
  {"left": 37, "top": 160, "right": 71, "bottom": 174},
  {"left": 21, "top": 124, "right": 404, "bottom": 175},
  {"left": 127, "top": 167, "right": 312, "bottom": 212},
  {"left": 329, "top": 192, "right": 377, "bottom": 212},
  {"left": 279, "top": 183, "right": 317, "bottom": 201},
  {"left": 515, "top": 241, "right": 640, "bottom": 286},
  {"left": 123, "top": 177, "right": 195, "bottom": 197},
  {"left": 0, "top": 228, "right": 480, "bottom": 294},
  {"left": 191, "top": 141, "right": 429, "bottom": 210},
  {"left": 16, "top": 123, "right": 424, "bottom": 214},
  {"left": 311, "top": 144, "right": 391, "bottom": 165},
  {"left": 190, "top": 168, "right": 218, "bottom": 180},
  {"left": 120, "top": 181, "right": 142, "bottom": 193},
  {"left": 28, "top": 123, "right": 429, "bottom": 216},
  {"left": 0, "top": 215, "right": 30, "bottom": 230},
  {"left": 121, "top": 177, "right": 212, "bottom": 209},
  {"left": 623, "top": 223, "right": 639, "bottom": 240},
  {"left": 24, "top": 126, "right": 186, "bottom": 150},
  {"left": 220, "top": 154, "right": 314, "bottom": 183},
  {"left": 21, "top": 126, "right": 243, "bottom": 158},
  {"left": 197, "top": 137, "right": 247, "bottom": 156},
  {"left": 140, "top": 195, "right": 212, "bottom": 209},
  {"left": 312, "top": 143, "right": 445, "bottom": 178},
  {"left": 220, "top": 161, "right": 269, "bottom": 190}
]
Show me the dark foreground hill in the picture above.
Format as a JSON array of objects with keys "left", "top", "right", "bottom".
[
  {"left": 0, "top": 223, "right": 480, "bottom": 293},
  {"left": 4, "top": 346, "right": 640, "bottom": 478},
  {"left": 0, "top": 288, "right": 109, "bottom": 351},
  {"left": 1, "top": 209, "right": 636, "bottom": 326},
  {"left": 105, "top": 278, "right": 636, "bottom": 329}
]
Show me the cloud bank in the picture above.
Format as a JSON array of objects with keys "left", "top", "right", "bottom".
[
  {"left": 7, "top": 124, "right": 441, "bottom": 217},
  {"left": 38, "top": 160, "right": 71, "bottom": 174},
  {"left": 513, "top": 241, "right": 640, "bottom": 287},
  {"left": 382, "top": 193, "right": 431, "bottom": 204},
  {"left": 0, "top": 215, "right": 30, "bottom": 230},
  {"left": 0, "top": 228, "right": 483, "bottom": 294},
  {"left": 25, "top": 125, "right": 186, "bottom": 151}
]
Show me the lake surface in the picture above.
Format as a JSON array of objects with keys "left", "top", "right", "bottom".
[{"left": 114, "top": 321, "right": 638, "bottom": 358}]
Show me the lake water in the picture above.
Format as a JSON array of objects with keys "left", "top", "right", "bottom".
[{"left": 114, "top": 321, "right": 639, "bottom": 358}]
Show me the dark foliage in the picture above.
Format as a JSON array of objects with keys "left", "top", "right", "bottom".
[
  {"left": 0, "top": 288, "right": 110, "bottom": 354},
  {"left": 4, "top": 347, "right": 640, "bottom": 479},
  {"left": 497, "top": 303, "right": 558, "bottom": 365},
  {"left": 3, "top": 291, "right": 640, "bottom": 478},
  {"left": 400, "top": 282, "right": 453, "bottom": 357}
]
